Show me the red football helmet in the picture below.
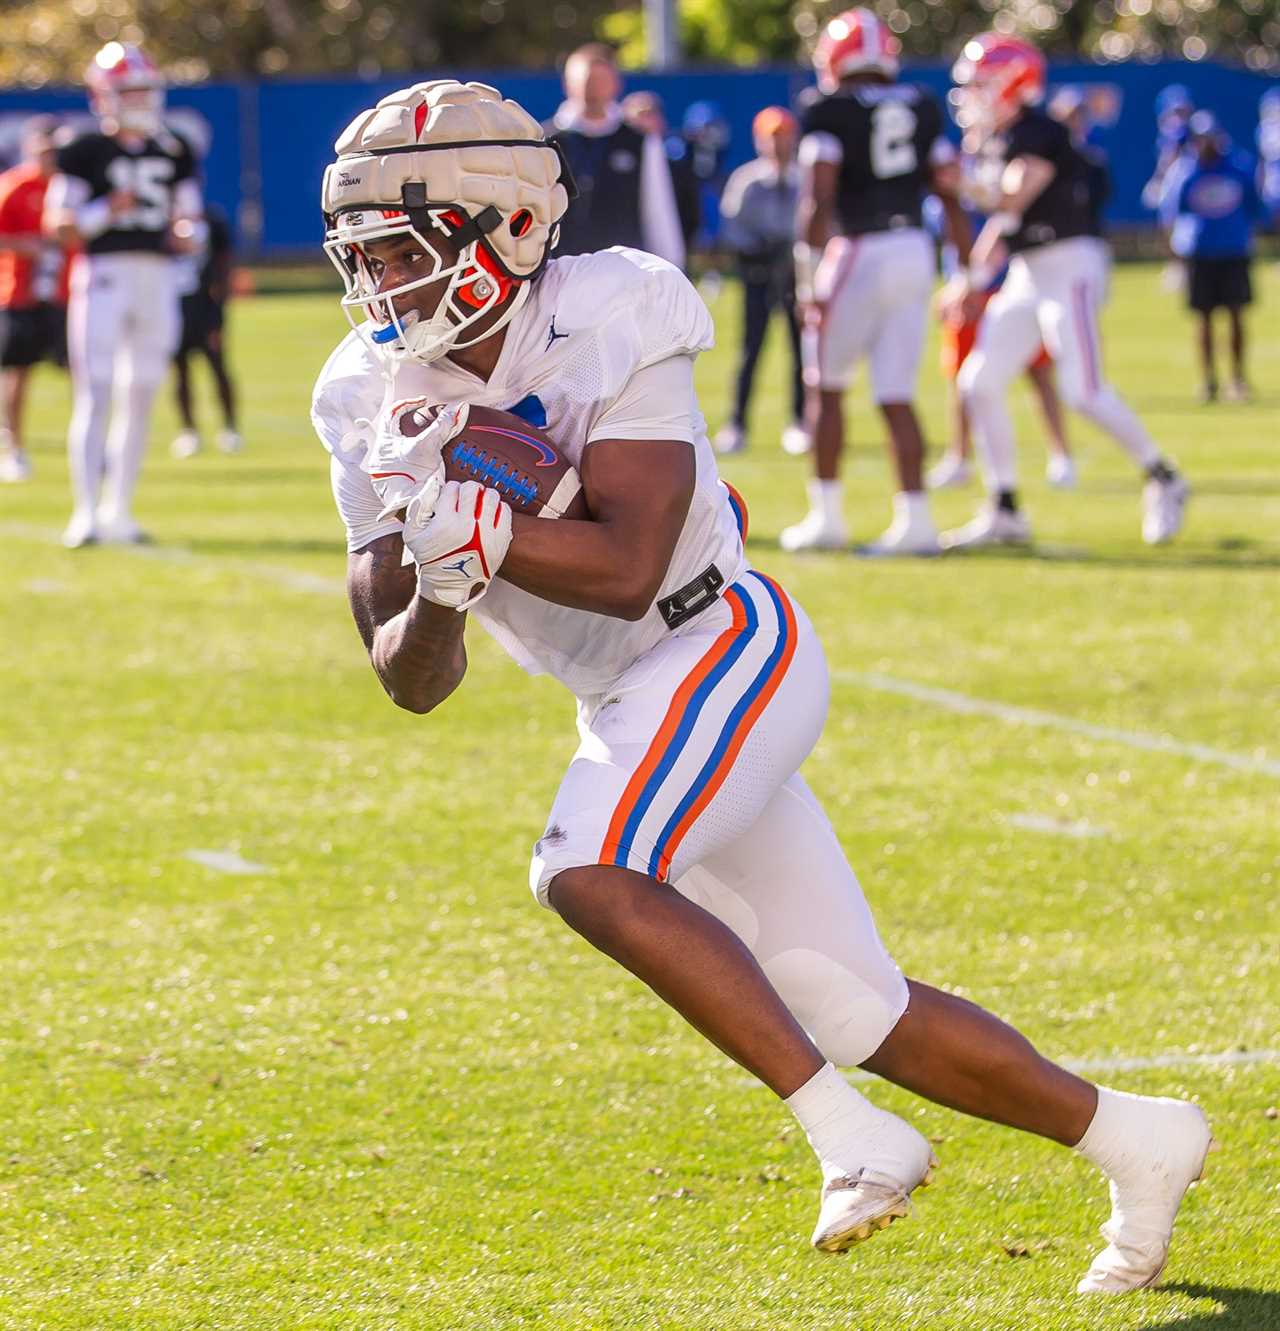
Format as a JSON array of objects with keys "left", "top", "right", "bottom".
[
  {"left": 814, "top": 9, "right": 901, "bottom": 93},
  {"left": 950, "top": 33, "right": 1046, "bottom": 140},
  {"left": 86, "top": 42, "right": 165, "bottom": 136}
]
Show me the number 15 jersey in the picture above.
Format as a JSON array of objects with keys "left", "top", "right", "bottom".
[
  {"left": 798, "top": 83, "right": 950, "bottom": 237},
  {"left": 55, "top": 130, "right": 196, "bottom": 256}
]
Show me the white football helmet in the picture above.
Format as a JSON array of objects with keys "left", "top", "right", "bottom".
[
  {"left": 322, "top": 80, "right": 574, "bottom": 368},
  {"left": 87, "top": 42, "right": 165, "bottom": 137}
]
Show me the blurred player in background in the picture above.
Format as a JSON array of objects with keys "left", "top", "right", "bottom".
[
  {"left": 0, "top": 116, "right": 67, "bottom": 483},
  {"left": 314, "top": 80, "right": 1214, "bottom": 1294},
  {"left": 925, "top": 193, "right": 1073, "bottom": 493},
  {"left": 170, "top": 203, "right": 242, "bottom": 457},
  {"left": 679, "top": 100, "right": 732, "bottom": 255},
  {"left": 788, "top": 7, "right": 968, "bottom": 556},
  {"left": 44, "top": 42, "right": 204, "bottom": 546},
  {"left": 942, "top": 34, "right": 1187, "bottom": 548},
  {"left": 1256, "top": 89, "right": 1280, "bottom": 221},
  {"left": 713, "top": 107, "right": 807, "bottom": 458},
  {"left": 546, "top": 43, "right": 684, "bottom": 269},
  {"left": 1142, "top": 84, "right": 1194, "bottom": 211},
  {"left": 1160, "top": 111, "right": 1265, "bottom": 404}
]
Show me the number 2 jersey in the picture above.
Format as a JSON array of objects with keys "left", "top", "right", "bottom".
[
  {"left": 798, "top": 82, "right": 951, "bottom": 236},
  {"left": 311, "top": 247, "right": 748, "bottom": 700},
  {"left": 54, "top": 130, "right": 196, "bottom": 256}
]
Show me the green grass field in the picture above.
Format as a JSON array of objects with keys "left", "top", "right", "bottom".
[{"left": 1, "top": 264, "right": 1277, "bottom": 1331}]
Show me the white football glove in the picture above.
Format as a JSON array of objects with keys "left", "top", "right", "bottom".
[
  {"left": 360, "top": 395, "right": 469, "bottom": 521},
  {"left": 403, "top": 479, "right": 513, "bottom": 610}
]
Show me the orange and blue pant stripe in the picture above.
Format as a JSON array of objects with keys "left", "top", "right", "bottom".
[{"left": 598, "top": 571, "right": 797, "bottom": 882}]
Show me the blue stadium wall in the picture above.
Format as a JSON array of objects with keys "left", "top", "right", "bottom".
[{"left": 0, "top": 61, "right": 1274, "bottom": 257}]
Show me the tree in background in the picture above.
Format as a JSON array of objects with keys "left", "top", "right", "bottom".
[{"left": 0, "top": 0, "right": 1275, "bottom": 86}]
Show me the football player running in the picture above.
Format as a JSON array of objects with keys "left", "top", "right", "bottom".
[
  {"left": 941, "top": 35, "right": 1187, "bottom": 549},
  {"left": 313, "top": 80, "right": 1212, "bottom": 1292},
  {"left": 786, "top": 9, "right": 969, "bottom": 556},
  {"left": 44, "top": 43, "right": 204, "bottom": 547}
]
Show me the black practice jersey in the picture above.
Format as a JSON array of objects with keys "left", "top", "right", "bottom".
[
  {"left": 799, "top": 83, "right": 947, "bottom": 236},
  {"left": 56, "top": 130, "right": 197, "bottom": 256},
  {"left": 997, "top": 110, "right": 1092, "bottom": 252}
]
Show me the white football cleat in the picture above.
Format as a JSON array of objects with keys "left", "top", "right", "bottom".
[
  {"left": 1142, "top": 473, "right": 1188, "bottom": 545},
  {"left": 0, "top": 450, "right": 32, "bottom": 483},
  {"left": 811, "top": 1114, "right": 938, "bottom": 1253},
  {"left": 713, "top": 424, "right": 746, "bottom": 455},
  {"left": 940, "top": 503, "right": 1032, "bottom": 550},
  {"left": 781, "top": 422, "right": 812, "bottom": 456},
  {"left": 1077, "top": 1099, "right": 1214, "bottom": 1294},
  {"left": 780, "top": 510, "right": 848, "bottom": 553},
  {"left": 217, "top": 428, "right": 244, "bottom": 454},
  {"left": 61, "top": 508, "right": 98, "bottom": 549},
  {"left": 97, "top": 512, "right": 151, "bottom": 545},
  {"left": 170, "top": 429, "right": 201, "bottom": 459},
  {"left": 859, "top": 514, "right": 941, "bottom": 558},
  {"left": 1046, "top": 453, "right": 1078, "bottom": 489},
  {"left": 927, "top": 453, "right": 973, "bottom": 490}
]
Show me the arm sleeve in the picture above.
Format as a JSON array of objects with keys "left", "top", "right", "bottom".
[
  {"left": 586, "top": 354, "right": 697, "bottom": 445},
  {"left": 716, "top": 169, "right": 756, "bottom": 254},
  {"left": 798, "top": 132, "right": 842, "bottom": 167},
  {"left": 329, "top": 453, "right": 404, "bottom": 554},
  {"left": 639, "top": 133, "right": 687, "bottom": 269}
]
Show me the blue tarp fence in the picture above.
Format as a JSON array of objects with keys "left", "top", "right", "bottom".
[{"left": 0, "top": 60, "right": 1274, "bottom": 258}]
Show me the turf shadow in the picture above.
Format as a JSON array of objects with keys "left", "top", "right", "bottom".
[{"left": 1137, "top": 1282, "right": 1280, "bottom": 1331}]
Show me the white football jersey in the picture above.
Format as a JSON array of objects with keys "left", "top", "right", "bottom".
[{"left": 312, "top": 246, "right": 747, "bottom": 698}]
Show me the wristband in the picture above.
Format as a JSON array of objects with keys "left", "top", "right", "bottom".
[
  {"left": 990, "top": 210, "right": 1022, "bottom": 237},
  {"left": 966, "top": 261, "right": 997, "bottom": 291}
]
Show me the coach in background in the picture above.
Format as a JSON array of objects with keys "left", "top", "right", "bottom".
[
  {"left": 713, "top": 107, "right": 807, "bottom": 458},
  {"left": 545, "top": 43, "right": 684, "bottom": 268},
  {"left": 170, "top": 203, "right": 241, "bottom": 458},
  {"left": 1160, "top": 111, "right": 1266, "bottom": 405},
  {"left": 621, "top": 90, "right": 701, "bottom": 263},
  {"left": 0, "top": 117, "right": 67, "bottom": 483}
]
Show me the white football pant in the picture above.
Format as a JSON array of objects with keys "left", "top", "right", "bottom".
[
  {"left": 959, "top": 236, "right": 1158, "bottom": 493},
  {"left": 530, "top": 571, "right": 909, "bottom": 1067},
  {"left": 803, "top": 228, "right": 933, "bottom": 403},
  {"left": 66, "top": 252, "right": 180, "bottom": 521}
]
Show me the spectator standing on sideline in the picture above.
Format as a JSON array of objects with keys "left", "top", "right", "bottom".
[
  {"left": 170, "top": 202, "right": 241, "bottom": 457},
  {"left": 680, "top": 100, "right": 732, "bottom": 254},
  {"left": 1160, "top": 111, "right": 1266, "bottom": 404},
  {"left": 1143, "top": 84, "right": 1194, "bottom": 210},
  {"left": 545, "top": 44, "right": 684, "bottom": 268},
  {"left": 1258, "top": 89, "right": 1280, "bottom": 221},
  {"left": 0, "top": 116, "right": 68, "bottom": 483},
  {"left": 621, "top": 91, "right": 701, "bottom": 264},
  {"left": 713, "top": 107, "right": 808, "bottom": 458}
]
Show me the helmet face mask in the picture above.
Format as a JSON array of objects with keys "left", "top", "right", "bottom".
[
  {"left": 950, "top": 34, "right": 1046, "bottom": 144},
  {"left": 87, "top": 43, "right": 165, "bottom": 136},
  {"left": 324, "top": 205, "right": 521, "bottom": 368}
]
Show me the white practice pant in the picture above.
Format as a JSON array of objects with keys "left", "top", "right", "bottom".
[
  {"left": 802, "top": 227, "right": 933, "bottom": 403},
  {"left": 958, "top": 236, "right": 1158, "bottom": 492},
  {"left": 530, "top": 570, "right": 909, "bottom": 1067},
  {"left": 66, "top": 252, "right": 179, "bottom": 519}
]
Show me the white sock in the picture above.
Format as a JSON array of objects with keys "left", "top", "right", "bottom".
[
  {"left": 893, "top": 490, "right": 931, "bottom": 522},
  {"left": 807, "top": 478, "right": 843, "bottom": 525},
  {"left": 1075, "top": 1085, "right": 1152, "bottom": 1181},
  {"left": 784, "top": 1061, "right": 881, "bottom": 1172}
]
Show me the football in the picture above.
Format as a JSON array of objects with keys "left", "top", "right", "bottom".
[{"left": 441, "top": 405, "right": 588, "bottom": 520}]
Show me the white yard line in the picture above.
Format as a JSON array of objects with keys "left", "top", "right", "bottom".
[
  {"left": 185, "top": 849, "right": 270, "bottom": 875},
  {"left": 0, "top": 521, "right": 345, "bottom": 596},
  {"left": 835, "top": 670, "right": 1280, "bottom": 779},
  {"left": 1005, "top": 813, "right": 1111, "bottom": 839},
  {"left": 8, "top": 520, "right": 1275, "bottom": 778}
]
